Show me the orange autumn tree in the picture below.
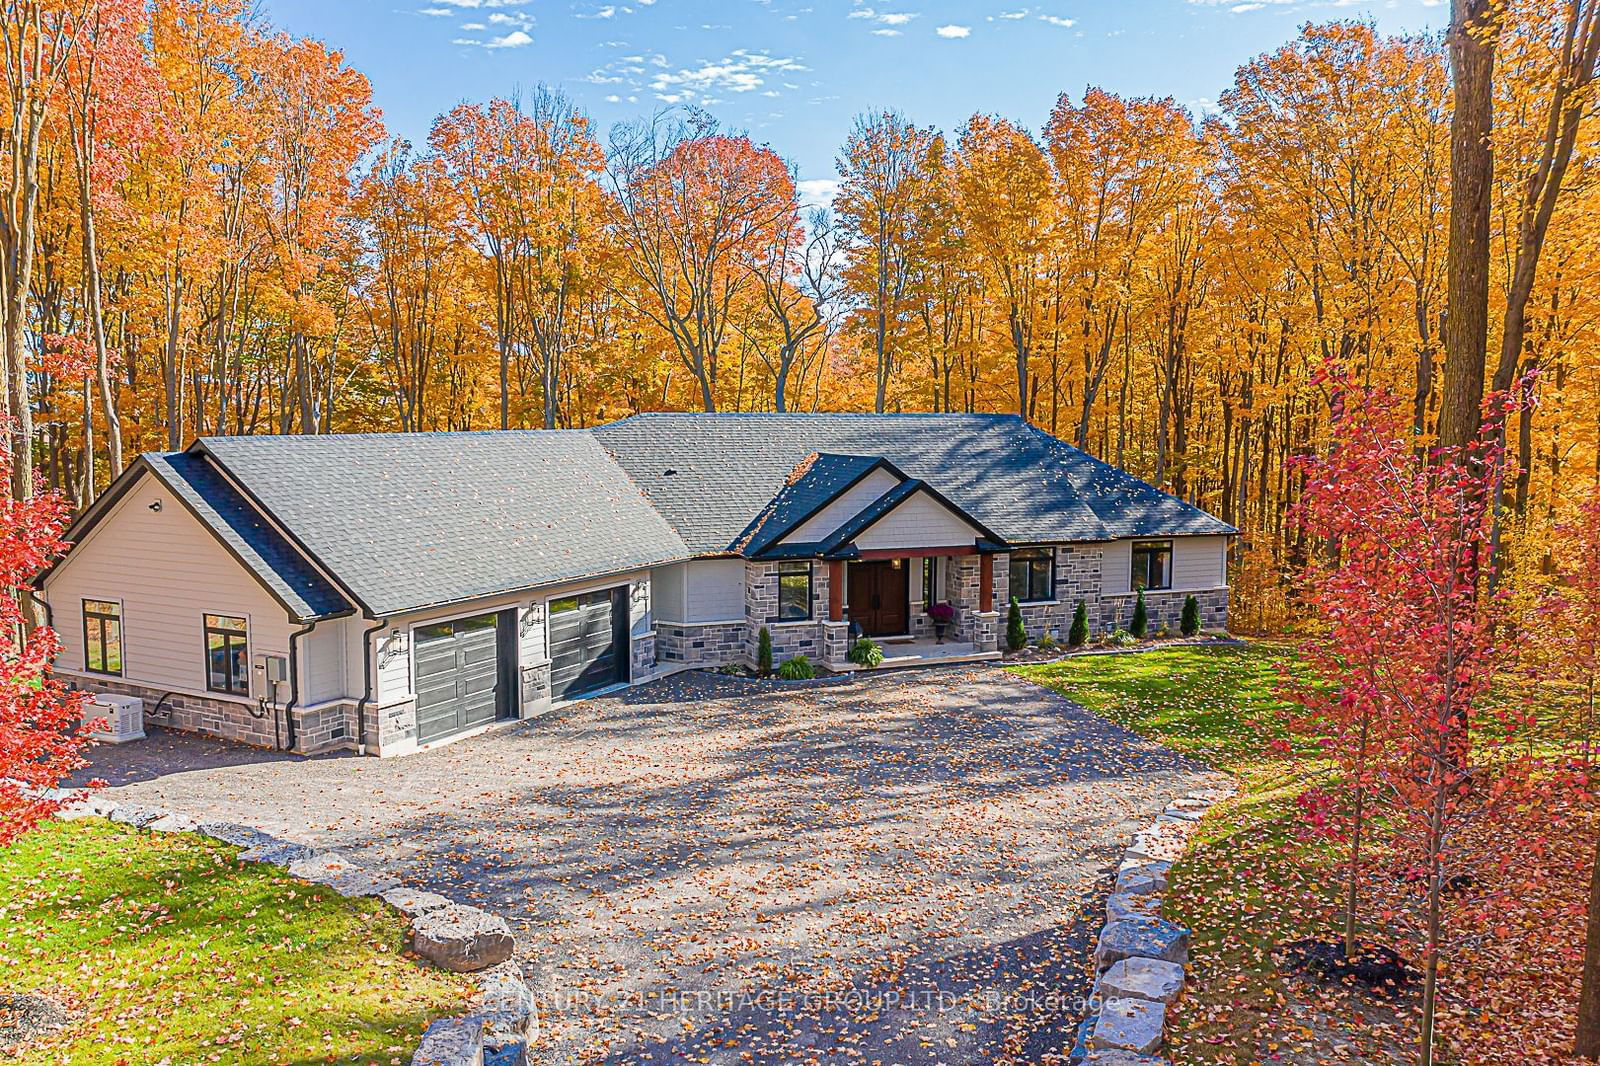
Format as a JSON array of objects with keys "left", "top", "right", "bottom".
[{"left": 607, "top": 115, "right": 797, "bottom": 413}]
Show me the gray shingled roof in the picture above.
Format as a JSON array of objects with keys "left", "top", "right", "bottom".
[
  {"left": 196, "top": 432, "right": 689, "bottom": 616},
  {"left": 143, "top": 453, "right": 351, "bottom": 622},
  {"left": 593, "top": 413, "right": 1234, "bottom": 555}
]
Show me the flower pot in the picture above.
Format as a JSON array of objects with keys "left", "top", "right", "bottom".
[{"left": 933, "top": 622, "right": 947, "bottom": 644}]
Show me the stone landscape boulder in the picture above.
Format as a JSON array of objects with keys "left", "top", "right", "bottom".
[
  {"left": 1095, "top": 916, "right": 1192, "bottom": 968},
  {"left": 1095, "top": 957, "right": 1186, "bottom": 1004},
  {"left": 411, "top": 1016, "right": 484, "bottom": 1066},
  {"left": 1090, "top": 997, "right": 1166, "bottom": 1055},
  {"left": 411, "top": 905, "right": 516, "bottom": 973}
]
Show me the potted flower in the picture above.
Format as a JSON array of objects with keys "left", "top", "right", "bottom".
[{"left": 927, "top": 601, "right": 955, "bottom": 644}]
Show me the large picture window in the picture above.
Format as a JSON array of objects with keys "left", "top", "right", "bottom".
[
  {"left": 776, "top": 562, "right": 812, "bottom": 621},
  {"left": 204, "top": 614, "right": 250, "bottom": 696},
  {"left": 1131, "top": 540, "right": 1173, "bottom": 591},
  {"left": 1009, "top": 547, "right": 1055, "bottom": 603},
  {"left": 83, "top": 599, "right": 122, "bottom": 675}
]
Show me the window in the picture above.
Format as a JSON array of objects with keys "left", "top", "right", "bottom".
[
  {"left": 83, "top": 599, "right": 122, "bottom": 675},
  {"left": 1009, "top": 547, "right": 1055, "bottom": 603},
  {"left": 922, "top": 557, "right": 937, "bottom": 607},
  {"left": 776, "top": 561, "right": 812, "bottom": 621},
  {"left": 204, "top": 614, "right": 250, "bottom": 696},
  {"left": 1131, "top": 540, "right": 1173, "bottom": 591}
]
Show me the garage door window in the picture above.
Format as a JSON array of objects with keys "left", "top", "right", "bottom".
[{"left": 204, "top": 614, "right": 249, "bottom": 695}]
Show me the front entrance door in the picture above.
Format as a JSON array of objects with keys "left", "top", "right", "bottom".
[{"left": 848, "top": 559, "right": 910, "bottom": 636}]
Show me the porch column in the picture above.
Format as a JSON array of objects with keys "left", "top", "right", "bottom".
[
  {"left": 979, "top": 553, "right": 994, "bottom": 613},
  {"left": 828, "top": 560, "right": 844, "bottom": 621}
]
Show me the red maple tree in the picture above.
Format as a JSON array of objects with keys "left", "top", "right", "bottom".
[{"left": 0, "top": 435, "right": 95, "bottom": 847}]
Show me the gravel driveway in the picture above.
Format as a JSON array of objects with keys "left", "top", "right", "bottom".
[{"left": 79, "top": 665, "right": 1221, "bottom": 1065}]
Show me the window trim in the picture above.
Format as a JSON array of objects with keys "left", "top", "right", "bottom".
[
  {"left": 775, "top": 561, "right": 813, "bottom": 622},
  {"left": 82, "top": 597, "right": 123, "bottom": 677},
  {"left": 1009, "top": 547, "right": 1055, "bottom": 603},
  {"left": 1130, "top": 539, "right": 1174, "bottom": 592},
  {"left": 203, "top": 612, "right": 251, "bottom": 697}
]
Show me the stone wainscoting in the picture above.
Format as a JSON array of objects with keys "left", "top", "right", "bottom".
[
  {"left": 656, "top": 620, "right": 747, "bottom": 666},
  {"left": 1100, "top": 587, "right": 1229, "bottom": 635},
  {"left": 61, "top": 671, "right": 281, "bottom": 749},
  {"left": 295, "top": 702, "right": 358, "bottom": 754}
]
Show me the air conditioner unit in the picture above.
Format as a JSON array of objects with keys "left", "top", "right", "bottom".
[{"left": 84, "top": 694, "right": 145, "bottom": 743}]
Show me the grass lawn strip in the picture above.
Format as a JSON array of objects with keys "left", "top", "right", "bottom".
[
  {"left": 1011, "top": 642, "right": 1415, "bottom": 1064},
  {"left": 0, "top": 819, "right": 471, "bottom": 1065}
]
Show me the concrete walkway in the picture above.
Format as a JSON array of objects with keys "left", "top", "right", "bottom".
[{"left": 78, "top": 665, "right": 1222, "bottom": 1066}]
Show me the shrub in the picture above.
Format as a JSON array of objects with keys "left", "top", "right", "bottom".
[
  {"left": 1181, "top": 594, "right": 1201, "bottom": 636},
  {"left": 1068, "top": 600, "right": 1089, "bottom": 647},
  {"left": 1130, "top": 588, "right": 1148, "bottom": 639},
  {"left": 757, "top": 626, "right": 773, "bottom": 676},
  {"left": 1006, "top": 595, "right": 1026, "bottom": 651},
  {"left": 1108, "top": 628, "right": 1137, "bottom": 647},
  {"left": 1037, "top": 633, "right": 1059, "bottom": 651},
  {"left": 848, "top": 637, "right": 884, "bottom": 668},
  {"left": 776, "top": 654, "right": 814, "bottom": 680}
]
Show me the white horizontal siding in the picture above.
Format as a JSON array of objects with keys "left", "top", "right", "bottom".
[
  {"left": 43, "top": 472, "right": 292, "bottom": 701},
  {"left": 1101, "top": 540, "right": 1133, "bottom": 597},
  {"left": 855, "top": 491, "right": 981, "bottom": 550},
  {"left": 651, "top": 563, "right": 686, "bottom": 622},
  {"left": 1173, "top": 535, "right": 1228, "bottom": 589},
  {"left": 684, "top": 559, "right": 745, "bottom": 621},
  {"left": 302, "top": 619, "right": 346, "bottom": 704},
  {"left": 784, "top": 468, "right": 900, "bottom": 543}
]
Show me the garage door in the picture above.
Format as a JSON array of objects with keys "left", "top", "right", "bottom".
[
  {"left": 415, "top": 613, "right": 501, "bottom": 743},
  {"left": 549, "top": 587, "right": 626, "bottom": 702}
]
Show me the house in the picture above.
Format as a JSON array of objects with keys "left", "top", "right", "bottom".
[{"left": 35, "top": 413, "right": 1235, "bottom": 756}]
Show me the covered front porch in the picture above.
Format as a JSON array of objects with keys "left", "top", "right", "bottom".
[{"left": 815, "top": 548, "right": 1007, "bottom": 672}]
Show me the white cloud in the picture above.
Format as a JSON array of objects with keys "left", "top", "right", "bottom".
[
  {"left": 994, "top": 8, "right": 1029, "bottom": 19},
  {"left": 936, "top": 23, "right": 970, "bottom": 37},
  {"left": 485, "top": 29, "right": 532, "bottom": 47},
  {"left": 850, "top": 7, "right": 920, "bottom": 28},
  {"left": 638, "top": 49, "right": 809, "bottom": 104},
  {"left": 1038, "top": 14, "right": 1074, "bottom": 26},
  {"left": 797, "top": 178, "right": 839, "bottom": 208},
  {"left": 872, "top": 27, "right": 901, "bottom": 35}
]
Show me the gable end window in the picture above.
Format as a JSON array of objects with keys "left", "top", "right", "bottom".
[
  {"left": 204, "top": 614, "right": 250, "bottom": 696},
  {"left": 776, "top": 561, "right": 812, "bottom": 621},
  {"left": 1009, "top": 547, "right": 1055, "bottom": 603},
  {"left": 83, "top": 599, "right": 122, "bottom": 676},
  {"left": 1131, "top": 540, "right": 1173, "bottom": 591}
]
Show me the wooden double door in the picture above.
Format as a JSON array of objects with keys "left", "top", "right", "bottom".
[{"left": 848, "top": 559, "right": 910, "bottom": 637}]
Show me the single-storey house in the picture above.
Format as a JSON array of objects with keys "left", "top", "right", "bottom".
[{"left": 36, "top": 413, "right": 1235, "bottom": 756}]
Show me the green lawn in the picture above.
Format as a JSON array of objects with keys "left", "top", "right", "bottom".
[
  {"left": 1011, "top": 642, "right": 1375, "bottom": 1063},
  {"left": 0, "top": 819, "right": 470, "bottom": 1065}
]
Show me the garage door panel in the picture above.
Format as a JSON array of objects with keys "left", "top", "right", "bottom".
[
  {"left": 415, "top": 612, "right": 505, "bottom": 743},
  {"left": 549, "top": 588, "right": 625, "bottom": 702}
]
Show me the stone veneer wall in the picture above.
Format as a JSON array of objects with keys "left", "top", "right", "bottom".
[
  {"left": 1102, "top": 587, "right": 1229, "bottom": 634},
  {"left": 656, "top": 620, "right": 747, "bottom": 666},
  {"left": 631, "top": 631, "right": 656, "bottom": 681},
  {"left": 63, "top": 671, "right": 281, "bottom": 749},
  {"left": 743, "top": 560, "right": 831, "bottom": 666},
  {"left": 294, "top": 702, "right": 358, "bottom": 754}
]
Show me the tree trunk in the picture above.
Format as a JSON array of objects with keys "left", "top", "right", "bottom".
[
  {"left": 1438, "top": 0, "right": 1497, "bottom": 457},
  {"left": 1577, "top": 830, "right": 1600, "bottom": 1058}
]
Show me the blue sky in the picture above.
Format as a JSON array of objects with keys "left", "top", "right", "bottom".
[{"left": 263, "top": 0, "right": 1446, "bottom": 203}]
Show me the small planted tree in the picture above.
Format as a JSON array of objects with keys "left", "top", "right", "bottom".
[
  {"left": 1006, "top": 595, "right": 1026, "bottom": 651},
  {"left": 1129, "top": 588, "right": 1148, "bottom": 639},
  {"left": 1181, "top": 594, "right": 1200, "bottom": 637},
  {"left": 1068, "top": 600, "right": 1089, "bottom": 647},
  {"left": 1289, "top": 379, "right": 1520, "bottom": 1066},
  {"left": 757, "top": 626, "right": 773, "bottom": 676}
]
